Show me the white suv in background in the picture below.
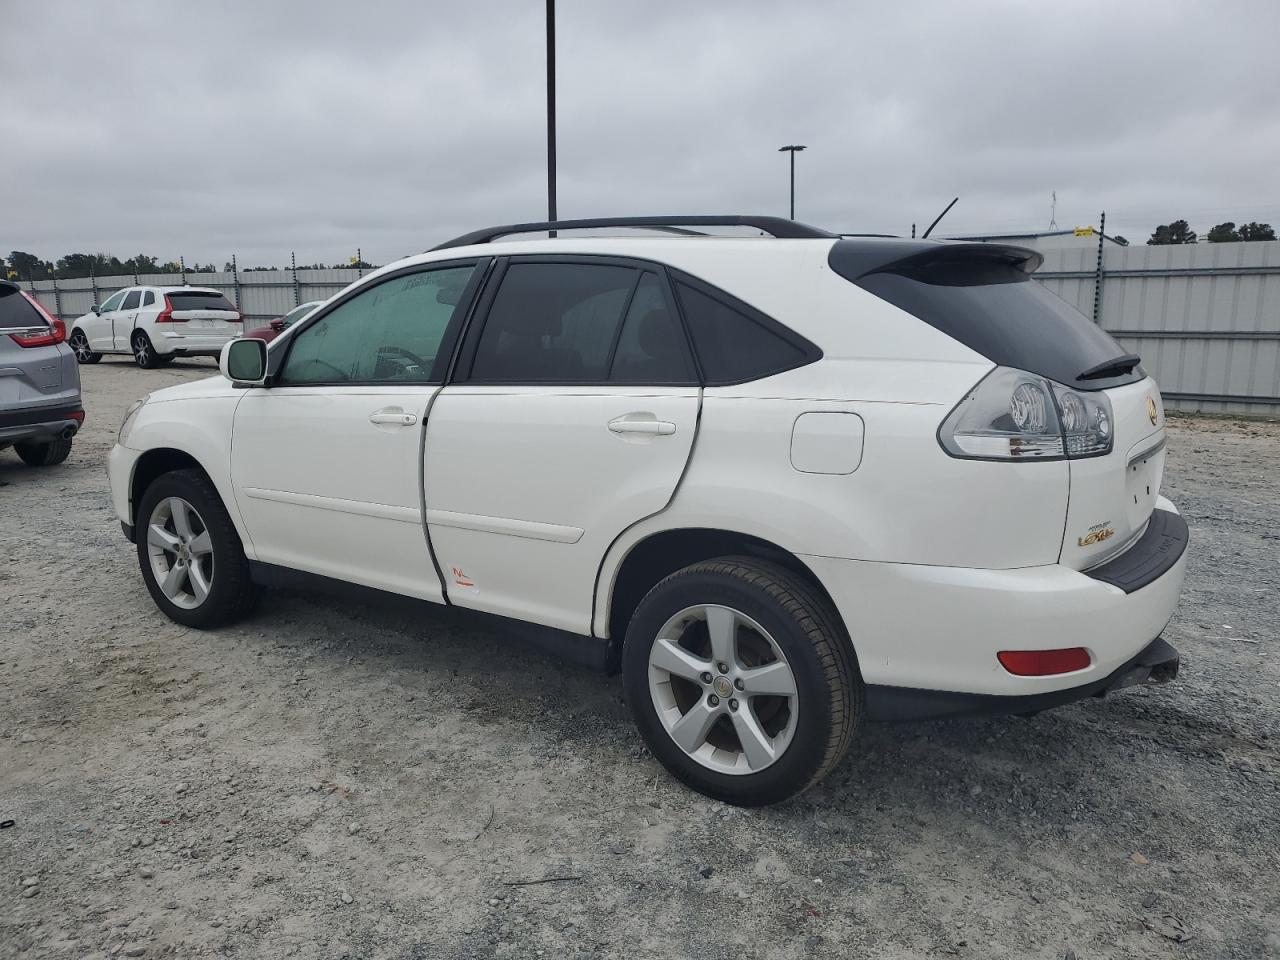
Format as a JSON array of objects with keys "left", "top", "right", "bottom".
[
  {"left": 69, "top": 286, "right": 242, "bottom": 368},
  {"left": 106, "top": 216, "right": 1189, "bottom": 805}
]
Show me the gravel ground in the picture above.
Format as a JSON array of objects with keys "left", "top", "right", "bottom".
[{"left": 2, "top": 358, "right": 1278, "bottom": 960}]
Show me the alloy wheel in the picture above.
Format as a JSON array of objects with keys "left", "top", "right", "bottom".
[
  {"left": 647, "top": 604, "right": 799, "bottom": 775},
  {"left": 146, "top": 496, "right": 214, "bottom": 609},
  {"left": 133, "top": 334, "right": 150, "bottom": 366},
  {"left": 71, "top": 333, "right": 91, "bottom": 361}
]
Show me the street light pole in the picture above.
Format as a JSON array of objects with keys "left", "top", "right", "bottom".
[
  {"left": 546, "top": 0, "right": 557, "bottom": 230},
  {"left": 778, "top": 144, "right": 806, "bottom": 220}
]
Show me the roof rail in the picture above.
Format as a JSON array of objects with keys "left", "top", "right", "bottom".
[{"left": 431, "top": 215, "right": 835, "bottom": 251}]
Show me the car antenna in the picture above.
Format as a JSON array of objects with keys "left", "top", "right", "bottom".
[{"left": 920, "top": 197, "right": 959, "bottom": 239}]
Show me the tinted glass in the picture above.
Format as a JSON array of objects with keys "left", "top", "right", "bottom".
[
  {"left": 167, "top": 291, "right": 237, "bottom": 312},
  {"left": 121, "top": 290, "right": 141, "bottom": 310},
  {"left": 280, "top": 266, "right": 474, "bottom": 385},
  {"left": 0, "top": 287, "right": 46, "bottom": 329},
  {"left": 469, "top": 263, "right": 637, "bottom": 382},
  {"left": 675, "top": 282, "right": 807, "bottom": 384},
  {"left": 142, "top": 291, "right": 155, "bottom": 306},
  {"left": 856, "top": 261, "right": 1143, "bottom": 390},
  {"left": 99, "top": 291, "right": 126, "bottom": 312},
  {"left": 609, "top": 273, "right": 694, "bottom": 383}
]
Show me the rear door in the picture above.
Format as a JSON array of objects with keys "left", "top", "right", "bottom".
[
  {"left": 166, "top": 290, "right": 241, "bottom": 335},
  {"left": 113, "top": 288, "right": 142, "bottom": 350},
  {"left": 424, "top": 257, "right": 700, "bottom": 634}
]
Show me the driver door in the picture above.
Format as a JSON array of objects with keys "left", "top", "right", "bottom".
[
  {"left": 230, "top": 261, "right": 484, "bottom": 601},
  {"left": 87, "top": 290, "right": 126, "bottom": 351}
]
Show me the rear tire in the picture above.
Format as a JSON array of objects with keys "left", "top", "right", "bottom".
[
  {"left": 15, "top": 436, "right": 73, "bottom": 467},
  {"left": 622, "top": 556, "right": 862, "bottom": 806},
  {"left": 132, "top": 330, "right": 159, "bottom": 369},
  {"left": 136, "top": 468, "right": 258, "bottom": 628},
  {"left": 69, "top": 330, "right": 101, "bottom": 364}
]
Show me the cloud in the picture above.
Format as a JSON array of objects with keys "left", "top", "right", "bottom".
[{"left": 4, "top": 0, "right": 1279, "bottom": 265}]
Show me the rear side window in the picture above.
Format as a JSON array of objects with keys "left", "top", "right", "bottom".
[
  {"left": 142, "top": 291, "right": 155, "bottom": 307},
  {"left": 0, "top": 286, "right": 47, "bottom": 328},
  {"left": 468, "top": 263, "right": 634, "bottom": 382},
  {"left": 167, "top": 291, "right": 237, "bottom": 312},
  {"left": 674, "top": 281, "right": 811, "bottom": 384},
  {"left": 848, "top": 256, "right": 1143, "bottom": 390},
  {"left": 609, "top": 273, "right": 694, "bottom": 383},
  {"left": 121, "top": 290, "right": 141, "bottom": 310}
]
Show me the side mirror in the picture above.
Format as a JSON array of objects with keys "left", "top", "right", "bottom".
[
  {"left": 220, "top": 338, "right": 268, "bottom": 386},
  {"left": 91, "top": 303, "right": 101, "bottom": 314}
]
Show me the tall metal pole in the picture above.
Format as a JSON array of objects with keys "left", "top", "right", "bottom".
[
  {"left": 778, "top": 145, "right": 806, "bottom": 220},
  {"left": 546, "top": 0, "right": 557, "bottom": 232}
]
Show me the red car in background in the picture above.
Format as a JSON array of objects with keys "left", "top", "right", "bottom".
[{"left": 244, "top": 300, "right": 323, "bottom": 343}]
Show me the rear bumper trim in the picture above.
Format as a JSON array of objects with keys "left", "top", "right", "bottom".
[
  {"left": 866, "top": 636, "right": 1180, "bottom": 721},
  {"left": 1084, "top": 508, "right": 1189, "bottom": 594}
]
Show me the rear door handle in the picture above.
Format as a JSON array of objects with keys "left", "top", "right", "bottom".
[
  {"left": 369, "top": 408, "right": 418, "bottom": 426},
  {"left": 608, "top": 416, "right": 676, "bottom": 436}
]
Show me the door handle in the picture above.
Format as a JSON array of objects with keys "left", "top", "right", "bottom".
[
  {"left": 369, "top": 409, "right": 418, "bottom": 426},
  {"left": 608, "top": 416, "right": 676, "bottom": 436}
]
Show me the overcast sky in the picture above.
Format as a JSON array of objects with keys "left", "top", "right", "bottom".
[{"left": 4, "top": 0, "right": 1279, "bottom": 267}]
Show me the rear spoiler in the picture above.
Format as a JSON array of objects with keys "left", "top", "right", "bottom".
[{"left": 828, "top": 238, "right": 1043, "bottom": 282}]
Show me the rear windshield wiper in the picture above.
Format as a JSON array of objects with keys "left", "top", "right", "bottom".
[{"left": 1078, "top": 353, "right": 1141, "bottom": 381}]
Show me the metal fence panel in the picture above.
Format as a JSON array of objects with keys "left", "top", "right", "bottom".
[{"left": 24, "top": 239, "right": 1280, "bottom": 415}]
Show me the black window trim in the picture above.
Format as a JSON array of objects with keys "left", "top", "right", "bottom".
[
  {"left": 262, "top": 257, "right": 491, "bottom": 389},
  {"left": 450, "top": 253, "right": 701, "bottom": 388},
  {"left": 666, "top": 267, "right": 823, "bottom": 387}
]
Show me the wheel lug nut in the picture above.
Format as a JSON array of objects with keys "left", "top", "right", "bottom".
[
  {"left": 708, "top": 694, "right": 720, "bottom": 707},
  {"left": 729, "top": 699, "right": 739, "bottom": 711},
  {"left": 700, "top": 672, "right": 713, "bottom": 684},
  {"left": 734, "top": 678, "right": 744, "bottom": 690},
  {"left": 717, "top": 662, "right": 728, "bottom": 674}
]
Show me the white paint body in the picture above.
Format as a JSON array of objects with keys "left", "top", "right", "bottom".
[
  {"left": 108, "top": 236, "right": 1185, "bottom": 700},
  {"left": 71, "top": 286, "right": 241, "bottom": 358}
]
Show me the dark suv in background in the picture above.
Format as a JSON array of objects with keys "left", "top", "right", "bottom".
[{"left": 0, "top": 280, "right": 83, "bottom": 466}]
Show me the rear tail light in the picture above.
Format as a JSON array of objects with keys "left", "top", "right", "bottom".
[
  {"left": 998, "top": 648, "right": 1091, "bottom": 676},
  {"left": 8, "top": 294, "right": 66, "bottom": 347},
  {"left": 939, "top": 366, "right": 1113, "bottom": 461},
  {"left": 154, "top": 295, "right": 185, "bottom": 323}
]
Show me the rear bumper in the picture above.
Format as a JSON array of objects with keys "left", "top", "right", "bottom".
[
  {"left": 865, "top": 636, "right": 1179, "bottom": 720},
  {"left": 801, "top": 495, "right": 1189, "bottom": 710},
  {"left": 0, "top": 401, "right": 83, "bottom": 445},
  {"left": 151, "top": 331, "right": 239, "bottom": 356}
]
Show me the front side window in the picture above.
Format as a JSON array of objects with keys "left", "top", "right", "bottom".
[
  {"left": 279, "top": 265, "right": 475, "bottom": 385},
  {"left": 99, "top": 291, "right": 126, "bottom": 313},
  {"left": 280, "top": 303, "right": 318, "bottom": 328},
  {"left": 121, "top": 290, "right": 141, "bottom": 310}
]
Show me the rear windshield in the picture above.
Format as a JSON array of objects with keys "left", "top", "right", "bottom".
[
  {"left": 0, "top": 286, "right": 48, "bottom": 329},
  {"left": 849, "top": 258, "right": 1143, "bottom": 390},
  {"left": 167, "top": 291, "right": 237, "bottom": 312}
]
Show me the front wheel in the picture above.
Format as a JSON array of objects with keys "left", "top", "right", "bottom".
[
  {"left": 69, "top": 329, "right": 101, "bottom": 364},
  {"left": 136, "top": 469, "right": 257, "bottom": 628},
  {"left": 132, "top": 330, "right": 160, "bottom": 369},
  {"left": 622, "top": 557, "right": 863, "bottom": 806}
]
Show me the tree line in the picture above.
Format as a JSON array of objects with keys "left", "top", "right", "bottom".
[
  {"left": 1148, "top": 220, "right": 1276, "bottom": 244},
  {"left": 4, "top": 251, "right": 376, "bottom": 282}
]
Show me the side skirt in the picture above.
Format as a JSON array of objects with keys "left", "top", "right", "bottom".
[{"left": 247, "top": 560, "right": 610, "bottom": 672}]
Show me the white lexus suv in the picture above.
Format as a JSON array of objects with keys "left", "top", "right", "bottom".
[
  {"left": 107, "top": 216, "right": 1188, "bottom": 805},
  {"left": 70, "top": 286, "right": 242, "bottom": 368}
]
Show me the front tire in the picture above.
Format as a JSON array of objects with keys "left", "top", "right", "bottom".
[
  {"left": 135, "top": 469, "right": 257, "bottom": 628},
  {"left": 132, "top": 330, "right": 159, "bottom": 369},
  {"left": 622, "top": 557, "right": 862, "bottom": 806},
  {"left": 69, "top": 329, "right": 101, "bottom": 364},
  {"left": 15, "top": 436, "right": 73, "bottom": 467}
]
